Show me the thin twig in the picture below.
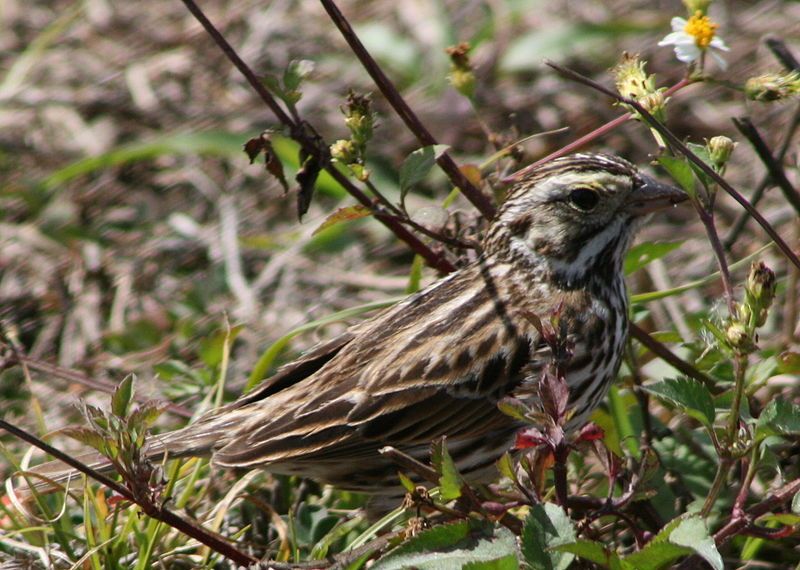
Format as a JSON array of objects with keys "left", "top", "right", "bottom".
[
  {"left": 318, "top": 0, "right": 496, "bottom": 219},
  {"left": 178, "top": 0, "right": 454, "bottom": 273},
  {"left": 724, "top": 104, "right": 800, "bottom": 249},
  {"left": 0, "top": 419, "right": 257, "bottom": 566},
  {"left": 506, "top": 78, "right": 693, "bottom": 181},
  {"left": 732, "top": 117, "right": 800, "bottom": 214},
  {"left": 629, "top": 324, "right": 716, "bottom": 391},
  {"left": 545, "top": 61, "right": 800, "bottom": 272}
]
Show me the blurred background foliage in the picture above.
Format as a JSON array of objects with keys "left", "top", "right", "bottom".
[{"left": 1, "top": 0, "right": 798, "bottom": 567}]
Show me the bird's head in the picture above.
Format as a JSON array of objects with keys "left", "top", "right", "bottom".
[{"left": 485, "top": 153, "right": 687, "bottom": 288}]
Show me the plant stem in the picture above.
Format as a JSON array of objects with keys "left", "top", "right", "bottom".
[
  {"left": 727, "top": 354, "right": 749, "bottom": 445},
  {"left": 700, "top": 457, "right": 733, "bottom": 517}
]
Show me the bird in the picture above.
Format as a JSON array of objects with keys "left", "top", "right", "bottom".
[{"left": 29, "top": 153, "right": 686, "bottom": 496}]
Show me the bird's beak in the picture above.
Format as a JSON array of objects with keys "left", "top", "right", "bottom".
[{"left": 626, "top": 174, "right": 688, "bottom": 216}]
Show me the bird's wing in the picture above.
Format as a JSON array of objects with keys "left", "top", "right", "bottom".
[{"left": 209, "top": 260, "right": 554, "bottom": 468}]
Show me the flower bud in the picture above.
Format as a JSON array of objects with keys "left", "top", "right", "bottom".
[
  {"left": 613, "top": 53, "right": 667, "bottom": 120},
  {"left": 707, "top": 135, "right": 735, "bottom": 168},
  {"left": 726, "top": 321, "right": 756, "bottom": 352},
  {"left": 330, "top": 139, "right": 358, "bottom": 165},
  {"left": 744, "top": 71, "right": 800, "bottom": 102},
  {"left": 446, "top": 42, "right": 476, "bottom": 99},
  {"left": 744, "top": 261, "right": 776, "bottom": 327},
  {"left": 341, "top": 91, "right": 375, "bottom": 145}
]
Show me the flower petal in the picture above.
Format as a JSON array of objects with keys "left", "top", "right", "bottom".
[
  {"left": 709, "top": 49, "right": 729, "bottom": 71},
  {"left": 658, "top": 31, "right": 689, "bottom": 46},
  {"left": 674, "top": 43, "right": 701, "bottom": 63},
  {"left": 710, "top": 37, "right": 730, "bottom": 51},
  {"left": 670, "top": 17, "right": 688, "bottom": 32}
]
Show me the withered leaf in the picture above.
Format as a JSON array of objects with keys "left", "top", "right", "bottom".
[{"left": 312, "top": 204, "right": 371, "bottom": 236}]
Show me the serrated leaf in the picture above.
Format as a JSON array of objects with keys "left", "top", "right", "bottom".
[
  {"left": 372, "top": 519, "right": 518, "bottom": 570},
  {"left": 312, "top": 204, "right": 372, "bottom": 236},
  {"left": 757, "top": 399, "right": 800, "bottom": 439},
  {"left": 669, "top": 517, "right": 723, "bottom": 570},
  {"left": 552, "top": 540, "right": 622, "bottom": 569},
  {"left": 624, "top": 240, "right": 684, "bottom": 275},
  {"left": 642, "top": 377, "right": 715, "bottom": 427},
  {"left": 111, "top": 375, "right": 134, "bottom": 418},
  {"left": 431, "top": 438, "right": 462, "bottom": 501},
  {"left": 658, "top": 155, "right": 695, "bottom": 198},
  {"left": 521, "top": 503, "right": 576, "bottom": 570},
  {"left": 623, "top": 516, "right": 722, "bottom": 570},
  {"left": 399, "top": 144, "right": 450, "bottom": 198}
]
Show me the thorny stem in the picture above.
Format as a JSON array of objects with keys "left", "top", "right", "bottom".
[
  {"left": 0, "top": 419, "right": 257, "bottom": 567},
  {"left": 545, "top": 61, "right": 800, "bottom": 272},
  {"left": 318, "top": 0, "right": 496, "bottom": 219}
]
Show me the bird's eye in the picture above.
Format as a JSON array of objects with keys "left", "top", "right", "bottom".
[{"left": 568, "top": 188, "right": 599, "bottom": 211}]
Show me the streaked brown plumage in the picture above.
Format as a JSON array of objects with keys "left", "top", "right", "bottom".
[{"left": 35, "top": 154, "right": 686, "bottom": 494}]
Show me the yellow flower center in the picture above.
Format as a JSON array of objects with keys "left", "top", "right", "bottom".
[{"left": 684, "top": 11, "right": 718, "bottom": 49}]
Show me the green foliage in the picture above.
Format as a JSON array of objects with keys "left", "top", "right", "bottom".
[
  {"left": 520, "top": 504, "right": 576, "bottom": 570},
  {"left": 642, "top": 377, "right": 716, "bottom": 428},
  {"left": 371, "top": 520, "right": 519, "bottom": 570}
]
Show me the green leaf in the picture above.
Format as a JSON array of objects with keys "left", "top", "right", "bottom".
[
  {"left": 622, "top": 516, "right": 722, "bottom": 570},
  {"left": 642, "top": 377, "right": 715, "bottom": 428},
  {"left": 669, "top": 517, "right": 723, "bottom": 570},
  {"left": 312, "top": 204, "right": 372, "bottom": 236},
  {"left": 757, "top": 399, "right": 800, "bottom": 439},
  {"left": 463, "top": 555, "right": 519, "bottom": 570},
  {"left": 521, "top": 503, "right": 576, "bottom": 570},
  {"left": 397, "top": 471, "right": 416, "bottom": 494},
  {"left": 658, "top": 156, "right": 695, "bottom": 198},
  {"left": 283, "top": 59, "right": 314, "bottom": 92},
  {"left": 551, "top": 540, "right": 622, "bottom": 569},
  {"left": 495, "top": 452, "right": 518, "bottom": 484},
  {"left": 372, "top": 519, "right": 519, "bottom": 570},
  {"left": 399, "top": 144, "right": 449, "bottom": 198},
  {"left": 685, "top": 143, "right": 715, "bottom": 188},
  {"left": 111, "top": 375, "right": 134, "bottom": 418},
  {"left": 59, "top": 427, "right": 108, "bottom": 453},
  {"left": 624, "top": 240, "right": 684, "bottom": 275},
  {"left": 198, "top": 324, "right": 243, "bottom": 368},
  {"left": 431, "top": 438, "right": 462, "bottom": 501}
]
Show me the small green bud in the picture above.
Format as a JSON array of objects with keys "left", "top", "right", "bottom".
[
  {"left": 744, "top": 71, "right": 800, "bottom": 102},
  {"left": 744, "top": 261, "right": 776, "bottom": 327},
  {"left": 341, "top": 91, "right": 375, "bottom": 145},
  {"left": 613, "top": 53, "right": 667, "bottom": 120},
  {"left": 682, "top": 0, "right": 712, "bottom": 15},
  {"left": 726, "top": 321, "right": 756, "bottom": 352},
  {"left": 706, "top": 135, "right": 735, "bottom": 168},
  {"left": 446, "top": 43, "right": 476, "bottom": 99}
]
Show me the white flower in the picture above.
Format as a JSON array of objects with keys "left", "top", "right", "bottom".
[{"left": 658, "top": 12, "right": 729, "bottom": 71}]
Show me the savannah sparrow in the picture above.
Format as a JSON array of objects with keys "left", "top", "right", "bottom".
[{"left": 36, "top": 153, "right": 686, "bottom": 494}]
